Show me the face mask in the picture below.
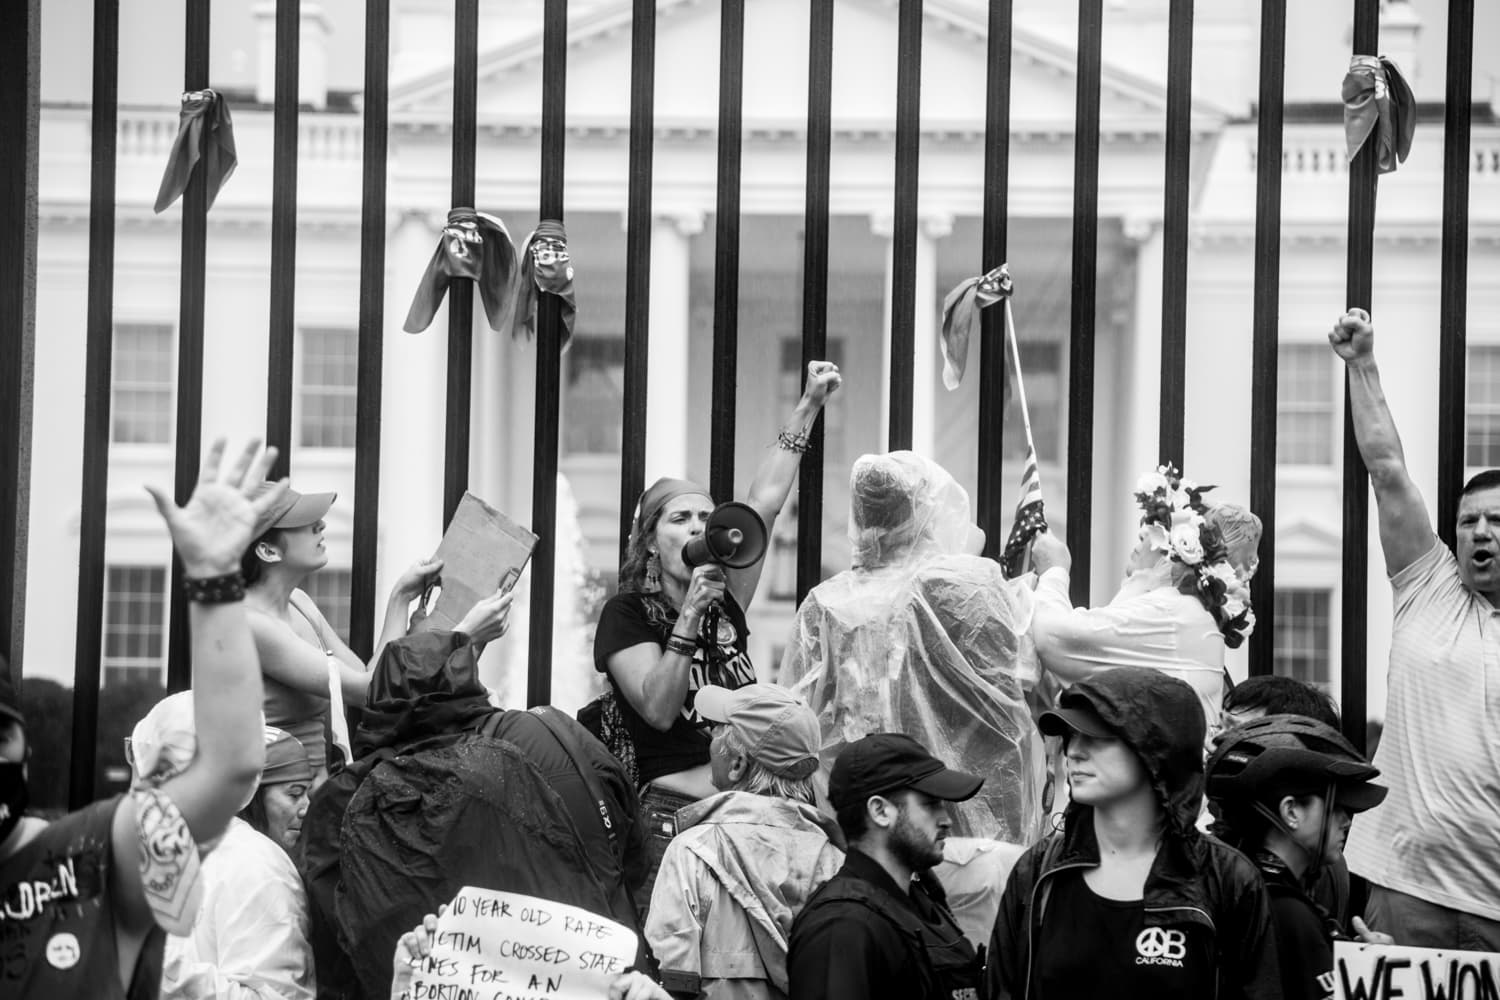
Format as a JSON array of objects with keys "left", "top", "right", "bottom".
[{"left": 0, "top": 760, "right": 28, "bottom": 844}]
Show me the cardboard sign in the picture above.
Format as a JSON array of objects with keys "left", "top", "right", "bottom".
[
  {"left": 407, "top": 887, "right": 637, "bottom": 1000},
  {"left": 1335, "top": 940, "right": 1500, "bottom": 1000},
  {"left": 416, "top": 492, "right": 537, "bottom": 633}
]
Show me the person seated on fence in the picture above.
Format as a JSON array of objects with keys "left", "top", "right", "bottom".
[
  {"left": 1216, "top": 674, "right": 1351, "bottom": 924},
  {"left": 1328, "top": 307, "right": 1500, "bottom": 952},
  {"left": 985, "top": 667, "right": 1280, "bottom": 1000},
  {"left": 786, "top": 733, "right": 984, "bottom": 1000},
  {"left": 590, "top": 360, "right": 841, "bottom": 913},
  {"left": 645, "top": 684, "right": 844, "bottom": 1000},
  {"left": 0, "top": 438, "right": 283, "bottom": 1000},
  {"left": 241, "top": 485, "right": 513, "bottom": 782},
  {"left": 297, "top": 628, "right": 645, "bottom": 1000},
  {"left": 129, "top": 699, "right": 317, "bottom": 1000},
  {"left": 779, "top": 450, "right": 1044, "bottom": 844},
  {"left": 390, "top": 907, "right": 675, "bottom": 1000},
  {"left": 1028, "top": 465, "right": 1260, "bottom": 748},
  {"left": 1206, "top": 715, "right": 1394, "bottom": 1000}
]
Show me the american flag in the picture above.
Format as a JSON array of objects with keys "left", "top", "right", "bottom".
[{"left": 1001, "top": 444, "right": 1048, "bottom": 578}]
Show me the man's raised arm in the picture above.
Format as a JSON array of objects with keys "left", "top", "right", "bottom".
[{"left": 1328, "top": 308, "right": 1435, "bottom": 576}]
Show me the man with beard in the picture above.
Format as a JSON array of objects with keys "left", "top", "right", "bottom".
[
  {"left": 787, "top": 734, "right": 982, "bottom": 1000},
  {"left": 1329, "top": 308, "right": 1500, "bottom": 950}
]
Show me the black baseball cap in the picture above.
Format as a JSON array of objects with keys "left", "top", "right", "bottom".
[
  {"left": 828, "top": 733, "right": 983, "bottom": 811},
  {"left": 1037, "top": 699, "right": 1117, "bottom": 740}
]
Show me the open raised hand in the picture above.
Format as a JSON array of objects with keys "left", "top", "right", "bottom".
[{"left": 144, "top": 438, "right": 287, "bottom": 579}]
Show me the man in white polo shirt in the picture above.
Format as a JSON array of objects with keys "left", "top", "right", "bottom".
[{"left": 1330, "top": 307, "right": 1500, "bottom": 950}]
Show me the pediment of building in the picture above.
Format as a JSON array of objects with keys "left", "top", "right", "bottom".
[{"left": 389, "top": 0, "right": 1228, "bottom": 136}]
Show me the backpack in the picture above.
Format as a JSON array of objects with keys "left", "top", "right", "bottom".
[{"left": 331, "top": 724, "right": 621, "bottom": 1000}]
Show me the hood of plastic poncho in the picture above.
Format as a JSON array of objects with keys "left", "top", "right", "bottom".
[
  {"left": 847, "top": 451, "right": 982, "bottom": 569},
  {"left": 1059, "top": 666, "right": 1207, "bottom": 838},
  {"left": 781, "top": 453, "right": 1042, "bottom": 843},
  {"left": 354, "top": 631, "right": 496, "bottom": 754}
]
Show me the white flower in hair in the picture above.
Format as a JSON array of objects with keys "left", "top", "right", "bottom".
[
  {"left": 1141, "top": 522, "right": 1171, "bottom": 553},
  {"left": 1169, "top": 523, "right": 1205, "bottom": 565},
  {"left": 1223, "top": 593, "right": 1247, "bottom": 620},
  {"left": 1137, "top": 470, "right": 1169, "bottom": 494},
  {"left": 1203, "top": 562, "right": 1239, "bottom": 590}
]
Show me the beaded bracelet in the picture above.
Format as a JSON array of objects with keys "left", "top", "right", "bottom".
[
  {"left": 776, "top": 428, "right": 811, "bottom": 454},
  {"left": 664, "top": 635, "right": 697, "bottom": 658},
  {"left": 182, "top": 570, "right": 246, "bottom": 604}
]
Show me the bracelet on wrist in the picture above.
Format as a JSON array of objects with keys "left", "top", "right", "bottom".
[
  {"left": 776, "top": 427, "right": 811, "bottom": 454},
  {"left": 182, "top": 570, "right": 246, "bottom": 604},
  {"left": 664, "top": 635, "right": 697, "bottom": 658}
]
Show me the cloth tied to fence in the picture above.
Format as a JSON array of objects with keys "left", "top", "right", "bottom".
[
  {"left": 511, "top": 219, "right": 576, "bottom": 349},
  {"left": 154, "top": 89, "right": 238, "bottom": 214},
  {"left": 403, "top": 208, "right": 520, "bottom": 334},
  {"left": 1342, "top": 54, "right": 1416, "bottom": 175},
  {"left": 940, "top": 264, "right": 1013, "bottom": 390}
]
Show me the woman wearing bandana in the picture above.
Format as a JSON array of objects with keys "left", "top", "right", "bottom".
[{"left": 591, "top": 361, "right": 842, "bottom": 915}]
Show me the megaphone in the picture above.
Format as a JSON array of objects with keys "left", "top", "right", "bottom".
[{"left": 682, "top": 501, "right": 768, "bottom": 569}]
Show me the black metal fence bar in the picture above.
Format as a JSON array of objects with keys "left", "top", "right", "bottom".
[
  {"left": 166, "top": 2, "right": 212, "bottom": 693},
  {"left": 886, "top": 0, "right": 921, "bottom": 452},
  {"left": 349, "top": 0, "right": 392, "bottom": 660},
  {"left": 795, "top": 0, "right": 835, "bottom": 603},
  {"left": 976, "top": 0, "right": 1014, "bottom": 561},
  {"left": 68, "top": 0, "right": 121, "bottom": 809},
  {"left": 527, "top": 0, "right": 568, "bottom": 706},
  {"left": 1246, "top": 0, "right": 1287, "bottom": 678},
  {"left": 1066, "top": 0, "right": 1104, "bottom": 605},
  {"left": 444, "top": 0, "right": 479, "bottom": 528},
  {"left": 1340, "top": 0, "right": 1379, "bottom": 753},
  {"left": 1436, "top": 0, "right": 1475, "bottom": 548},
  {"left": 618, "top": 0, "right": 657, "bottom": 562},
  {"left": 265, "top": 0, "right": 303, "bottom": 478},
  {"left": 0, "top": 0, "right": 38, "bottom": 688},
  {"left": 709, "top": 0, "right": 745, "bottom": 502},
  {"left": 1157, "top": 0, "right": 1192, "bottom": 466}
]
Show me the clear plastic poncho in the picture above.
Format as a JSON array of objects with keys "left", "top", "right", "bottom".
[{"left": 779, "top": 452, "right": 1046, "bottom": 843}]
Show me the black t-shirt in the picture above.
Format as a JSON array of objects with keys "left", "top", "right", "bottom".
[
  {"left": 593, "top": 591, "right": 755, "bottom": 786},
  {"left": 1033, "top": 871, "right": 1216, "bottom": 1000},
  {"left": 1268, "top": 892, "right": 1336, "bottom": 1000}
]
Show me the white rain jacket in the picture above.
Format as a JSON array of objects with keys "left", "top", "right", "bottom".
[{"left": 779, "top": 452, "right": 1046, "bottom": 843}]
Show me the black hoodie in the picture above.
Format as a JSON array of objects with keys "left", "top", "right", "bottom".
[{"left": 986, "top": 667, "right": 1281, "bottom": 1000}]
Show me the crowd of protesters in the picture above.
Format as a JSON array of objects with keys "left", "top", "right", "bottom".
[{"left": 2, "top": 311, "right": 1497, "bottom": 1000}]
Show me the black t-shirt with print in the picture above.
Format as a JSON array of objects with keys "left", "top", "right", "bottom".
[
  {"left": 593, "top": 590, "right": 754, "bottom": 786},
  {"left": 1032, "top": 870, "right": 1216, "bottom": 1000}
]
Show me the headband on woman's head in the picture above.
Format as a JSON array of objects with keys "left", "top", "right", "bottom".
[{"left": 633, "top": 477, "right": 712, "bottom": 537}]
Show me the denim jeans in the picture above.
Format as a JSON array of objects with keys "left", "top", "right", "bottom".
[
  {"left": 1365, "top": 885, "right": 1500, "bottom": 952},
  {"left": 634, "top": 783, "right": 701, "bottom": 921}
]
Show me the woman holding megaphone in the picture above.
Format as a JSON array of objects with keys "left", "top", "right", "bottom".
[{"left": 591, "top": 360, "right": 841, "bottom": 913}]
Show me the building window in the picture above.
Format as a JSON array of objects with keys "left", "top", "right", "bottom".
[
  {"left": 1272, "top": 589, "right": 1332, "bottom": 689},
  {"left": 1466, "top": 346, "right": 1500, "bottom": 468},
  {"left": 103, "top": 565, "right": 167, "bottom": 687},
  {"left": 300, "top": 327, "right": 358, "bottom": 448},
  {"left": 1277, "top": 344, "right": 1335, "bottom": 466},
  {"left": 302, "top": 569, "right": 352, "bottom": 645},
  {"left": 111, "top": 323, "right": 175, "bottom": 444},
  {"left": 563, "top": 335, "right": 626, "bottom": 457}
]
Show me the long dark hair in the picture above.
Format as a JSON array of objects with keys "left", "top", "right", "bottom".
[
  {"left": 617, "top": 507, "right": 664, "bottom": 594},
  {"left": 240, "top": 528, "right": 283, "bottom": 586}
]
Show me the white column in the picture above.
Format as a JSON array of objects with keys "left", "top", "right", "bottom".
[
  {"left": 645, "top": 213, "right": 702, "bottom": 483},
  {"left": 1116, "top": 214, "right": 1163, "bottom": 588},
  {"left": 872, "top": 213, "right": 894, "bottom": 448},
  {"left": 912, "top": 214, "right": 951, "bottom": 460},
  {"left": 378, "top": 210, "right": 447, "bottom": 606}
]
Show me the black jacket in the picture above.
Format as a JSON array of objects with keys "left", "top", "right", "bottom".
[
  {"left": 986, "top": 668, "right": 1281, "bottom": 1000},
  {"left": 1256, "top": 851, "right": 1342, "bottom": 1000}
]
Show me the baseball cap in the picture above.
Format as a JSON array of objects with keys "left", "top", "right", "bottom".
[
  {"left": 0, "top": 659, "right": 23, "bottom": 728},
  {"left": 253, "top": 482, "right": 336, "bottom": 535},
  {"left": 1037, "top": 699, "right": 1117, "bottom": 741},
  {"left": 694, "top": 684, "right": 820, "bottom": 779},
  {"left": 827, "top": 733, "right": 984, "bottom": 811},
  {"left": 262, "top": 727, "right": 315, "bottom": 784}
]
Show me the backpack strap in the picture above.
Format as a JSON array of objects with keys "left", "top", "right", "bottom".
[{"left": 529, "top": 706, "right": 618, "bottom": 851}]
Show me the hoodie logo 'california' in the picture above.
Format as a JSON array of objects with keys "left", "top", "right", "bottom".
[{"left": 1135, "top": 927, "right": 1186, "bottom": 967}]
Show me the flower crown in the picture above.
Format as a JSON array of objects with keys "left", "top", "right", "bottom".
[{"left": 1133, "top": 464, "right": 1256, "bottom": 649}]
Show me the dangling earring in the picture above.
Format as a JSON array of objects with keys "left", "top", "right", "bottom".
[{"left": 644, "top": 549, "right": 661, "bottom": 592}]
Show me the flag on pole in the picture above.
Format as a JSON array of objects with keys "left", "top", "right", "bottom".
[{"left": 991, "top": 266, "right": 1050, "bottom": 578}]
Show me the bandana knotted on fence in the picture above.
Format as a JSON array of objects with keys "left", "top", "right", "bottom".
[
  {"left": 511, "top": 219, "right": 576, "bottom": 349},
  {"left": 403, "top": 208, "right": 520, "bottom": 334},
  {"left": 940, "top": 264, "right": 1013, "bottom": 390},
  {"left": 154, "top": 89, "right": 238, "bottom": 213},
  {"left": 1342, "top": 54, "right": 1415, "bottom": 175}
]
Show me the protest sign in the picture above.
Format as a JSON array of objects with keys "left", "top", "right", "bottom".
[
  {"left": 1335, "top": 940, "right": 1499, "bottom": 1000},
  {"left": 406, "top": 887, "right": 637, "bottom": 1000}
]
